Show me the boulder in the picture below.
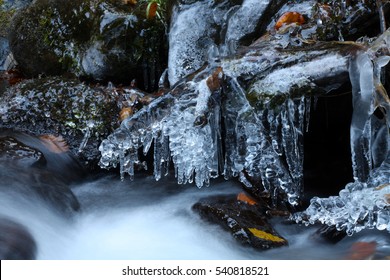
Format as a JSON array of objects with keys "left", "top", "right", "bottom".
[
  {"left": 8, "top": 0, "right": 168, "bottom": 91},
  {"left": 0, "top": 77, "right": 121, "bottom": 166}
]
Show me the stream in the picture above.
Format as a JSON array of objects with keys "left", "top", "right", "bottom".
[{"left": 1, "top": 165, "right": 390, "bottom": 260}]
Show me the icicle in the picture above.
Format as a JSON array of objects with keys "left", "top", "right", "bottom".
[
  {"left": 294, "top": 28, "right": 390, "bottom": 234},
  {"left": 349, "top": 52, "right": 375, "bottom": 182}
]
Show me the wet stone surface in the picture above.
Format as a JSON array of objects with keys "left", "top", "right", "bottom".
[
  {"left": 192, "top": 194, "right": 288, "bottom": 250},
  {"left": 0, "top": 216, "right": 37, "bottom": 260},
  {"left": 0, "top": 77, "right": 120, "bottom": 167}
]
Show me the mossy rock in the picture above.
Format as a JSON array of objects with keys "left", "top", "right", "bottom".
[
  {"left": 0, "top": 77, "right": 120, "bottom": 166},
  {"left": 8, "top": 0, "right": 168, "bottom": 91}
]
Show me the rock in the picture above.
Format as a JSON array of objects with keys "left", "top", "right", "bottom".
[
  {"left": 192, "top": 194, "right": 288, "bottom": 250},
  {"left": 0, "top": 77, "right": 121, "bottom": 167},
  {"left": 8, "top": 0, "right": 167, "bottom": 91},
  {"left": 0, "top": 135, "right": 45, "bottom": 167},
  {"left": 311, "top": 224, "right": 347, "bottom": 244},
  {"left": 0, "top": 216, "right": 37, "bottom": 260},
  {"left": 1, "top": 0, "right": 30, "bottom": 71}
]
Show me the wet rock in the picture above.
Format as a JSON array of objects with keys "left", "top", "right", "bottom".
[
  {"left": 192, "top": 194, "right": 288, "bottom": 250},
  {"left": 0, "top": 135, "right": 45, "bottom": 167},
  {"left": 265, "top": 0, "right": 384, "bottom": 43},
  {"left": 0, "top": 0, "right": 32, "bottom": 70},
  {"left": 8, "top": 0, "right": 167, "bottom": 91},
  {"left": 168, "top": 0, "right": 288, "bottom": 85},
  {"left": 311, "top": 224, "right": 347, "bottom": 244},
  {"left": 0, "top": 216, "right": 37, "bottom": 260},
  {"left": 0, "top": 77, "right": 121, "bottom": 167}
]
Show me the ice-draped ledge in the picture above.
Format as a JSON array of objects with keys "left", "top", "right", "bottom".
[
  {"left": 293, "top": 29, "right": 390, "bottom": 234},
  {"left": 98, "top": 65, "right": 307, "bottom": 205},
  {"left": 98, "top": 32, "right": 357, "bottom": 206}
]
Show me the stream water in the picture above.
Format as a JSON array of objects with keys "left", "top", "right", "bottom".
[{"left": 1, "top": 165, "right": 390, "bottom": 260}]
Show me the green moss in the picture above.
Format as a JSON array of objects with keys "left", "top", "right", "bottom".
[{"left": 0, "top": 2, "right": 16, "bottom": 37}]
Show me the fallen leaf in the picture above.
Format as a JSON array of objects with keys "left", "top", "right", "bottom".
[
  {"left": 237, "top": 192, "right": 257, "bottom": 206},
  {"left": 248, "top": 228, "right": 286, "bottom": 242},
  {"left": 275, "top": 12, "right": 305, "bottom": 31},
  {"left": 39, "top": 135, "right": 69, "bottom": 153},
  {"left": 346, "top": 241, "right": 377, "bottom": 260},
  {"left": 146, "top": 2, "right": 158, "bottom": 20},
  {"left": 119, "top": 107, "right": 134, "bottom": 122}
]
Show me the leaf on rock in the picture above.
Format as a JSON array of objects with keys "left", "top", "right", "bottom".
[
  {"left": 237, "top": 192, "right": 257, "bottom": 206},
  {"left": 275, "top": 12, "right": 305, "bottom": 31},
  {"left": 248, "top": 228, "right": 286, "bottom": 243}
]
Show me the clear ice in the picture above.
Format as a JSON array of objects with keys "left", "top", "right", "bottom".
[{"left": 293, "top": 29, "right": 390, "bottom": 234}]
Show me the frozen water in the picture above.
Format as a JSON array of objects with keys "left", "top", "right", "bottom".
[
  {"left": 100, "top": 66, "right": 222, "bottom": 187},
  {"left": 225, "top": 0, "right": 270, "bottom": 47},
  {"left": 294, "top": 29, "right": 390, "bottom": 234},
  {"left": 167, "top": 1, "right": 217, "bottom": 86}
]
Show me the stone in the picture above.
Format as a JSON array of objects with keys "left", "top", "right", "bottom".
[
  {"left": 8, "top": 0, "right": 168, "bottom": 91},
  {"left": 192, "top": 194, "right": 288, "bottom": 250},
  {"left": 0, "top": 216, "right": 37, "bottom": 260},
  {"left": 0, "top": 77, "right": 121, "bottom": 167}
]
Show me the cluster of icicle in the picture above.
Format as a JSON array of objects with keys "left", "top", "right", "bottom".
[
  {"left": 99, "top": 70, "right": 222, "bottom": 187},
  {"left": 293, "top": 29, "right": 390, "bottom": 234},
  {"left": 99, "top": 57, "right": 308, "bottom": 206}
]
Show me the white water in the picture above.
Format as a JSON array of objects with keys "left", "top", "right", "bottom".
[{"left": 1, "top": 173, "right": 390, "bottom": 260}]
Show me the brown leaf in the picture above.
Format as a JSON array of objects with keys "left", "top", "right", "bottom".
[
  {"left": 39, "top": 135, "right": 69, "bottom": 154},
  {"left": 119, "top": 107, "right": 134, "bottom": 122},
  {"left": 346, "top": 241, "right": 377, "bottom": 260}
]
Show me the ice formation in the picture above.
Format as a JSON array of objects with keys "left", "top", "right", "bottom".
[
  {"left": 100, "top": 37, "right": 346, "bottom": 205},
  {"left": 293, "top": 29, "right": 390, "bottom": 234},
  {"left": 100, "top": 66, "right": 222, "bottom": 187}
]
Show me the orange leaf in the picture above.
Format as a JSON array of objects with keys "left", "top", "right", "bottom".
[
  {"left": 237, "top": 192, "right": 257, "bottom": 206},
  {"left": 346, "top": 241, "right": 377, "bottom": 260},
  {"left": 146, "top": 2, "right": 158, "bottom": 20},
  {"left": 275, "top": 12, "right": 305, "bottom": 31}
]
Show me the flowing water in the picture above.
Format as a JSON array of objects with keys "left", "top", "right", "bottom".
[{"left": 1, "top": 162, "right": 390, "bottom": 260}]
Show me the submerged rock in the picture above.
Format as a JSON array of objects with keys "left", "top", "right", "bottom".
[
  {"left": 0, "top": 216, "right": 37, "bottom": 260},
  {"left": 192, "top": 194, "right": 288, "bottom": 250},
  {"left": 8, "top": 0, "right": 167, "bottom": 90}
]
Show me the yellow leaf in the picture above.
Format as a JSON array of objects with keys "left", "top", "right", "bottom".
[{"left": 248, "top": 228, "right": 285, "bottom": 242}]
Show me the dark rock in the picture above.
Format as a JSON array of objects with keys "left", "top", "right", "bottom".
[
  {"left": 311, "top": 224, "right": 347, "bottom": 244},
  {"left": 0, "top": 216, "right": 37, "bottom": 260},
  {"left": 0, "top": 77, "right": 121, "bottom": 167},
  {"left": 0, "top": 161, "right": 81, "bottom": 215},
  {"left": 192, "top": 194, "right": 288, "bottom": 250},
  {"left": 8, "top": 0, "right": 167, "bottom": 91},
  {"left": 0, "top": 135, "right": 45, "bottom": 167}
]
